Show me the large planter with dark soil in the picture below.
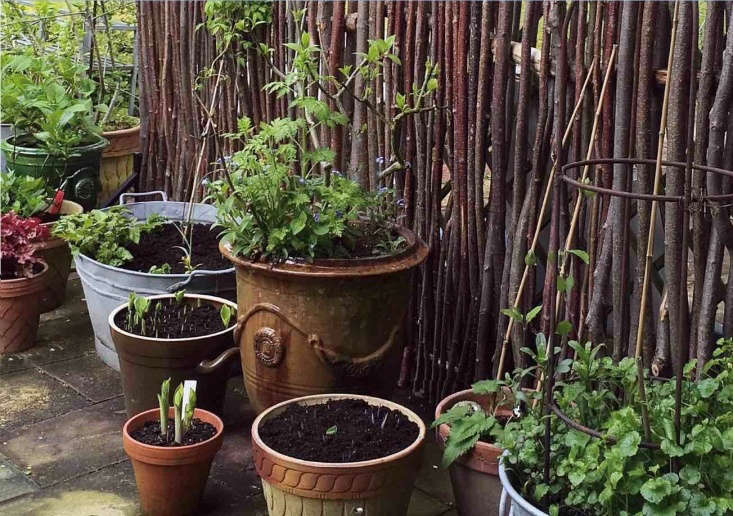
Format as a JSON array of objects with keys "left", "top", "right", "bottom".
[
  {"left": 435, "top": 389, "right": 514, "bottom": 516},
  {"left": 35, "top": 199, "right": 83, "bottom": 313},
  {"left": 219, "top": 228, "right": 428, "bottom": 413},
  {"left": 252, "top": 393, "right": 426, "bottom": 515},
  {"left": 109, "top": 293, "right": 239, "bottom": 417},
  {"left": 75, "top": 193, "right": 235, "bottom": 371},
  {"left": 0, "top": 136, "right": 108, "bottom": 211},
  {"left": 99, "top": 125, "right": 139, "bottom": 204},
  {"left": 0, "top": 261, "right": 49, "bottom": 354},
  {"left": 123, "top": 407, "right": 224, "bottom": 516}
]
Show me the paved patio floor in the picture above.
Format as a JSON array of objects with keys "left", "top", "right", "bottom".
[{"left": 0, "top": 276, "right": 456, "bottom": 516}]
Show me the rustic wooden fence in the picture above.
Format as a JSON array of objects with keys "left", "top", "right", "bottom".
[{"left": 137, "top": 0, "right": 733, "bottom": 403}]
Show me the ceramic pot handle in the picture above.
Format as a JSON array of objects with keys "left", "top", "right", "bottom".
[
  {"left": 119, "top": 190, "right": 168, "bottom": 205},
  {"left": 196, "top": 346, "right": 239, "bottom": 374},
  {"left": 309, "top": 324, "right": 400, "bottom": 378}
]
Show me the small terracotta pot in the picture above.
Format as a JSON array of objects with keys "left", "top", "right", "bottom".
[
  {"left": 252, "top": 393, "right": 426, "bottom": 516},
  {"left": 108, "top": 294, "right": 239, "bottom": 417},
  {"left": 35, "top": 199, "right": 83, "bottom": 313},
  {"left": 122, "top": 407, "right": 224, "bottom": 516},
  {"left": 0, "top": 261, "right": 49, "bottom": 354},
  {"left": 435, "top": 389, "right": 514, "bottom": 516}
]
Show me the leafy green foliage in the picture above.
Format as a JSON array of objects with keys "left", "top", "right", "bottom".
[
  {"left": 219, "top": 304, "right": 232, "bottom": 328},
  {"left": 207, "top": 117, "right": 405, "bottom": 262},
  {"left": 172, "top": 381, "right": 196, "bottom": 445},
  {"left": 157, "top": 377, "right": 171, "bottom": 440},
  {"left": 0, "top": 170, "right": 50, "bottom": 217},
  {"left": 499, "top": 338, "right": 733, "bottom": 515},
  {"left": 52, "top": 207, "right": 165, "bottom": 267}
]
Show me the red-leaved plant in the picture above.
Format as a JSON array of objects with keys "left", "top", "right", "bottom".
[{"left": 1, "top": 212, "right": 49, "bottom": 279}]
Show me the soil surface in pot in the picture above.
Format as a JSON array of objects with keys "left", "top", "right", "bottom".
[
  {"left": 259, "top": 399, "right": 419, "bottom": 462},
  {"left": 121, "top": 223, "right": 229, "bottom": 273},
  {"left": 0, "top": 260, "right": 42, "bottom": 280},
  {"left": 114, "top": 299, "right": 232, "bottom": 338},
  {"left": 130, "top": 418, "right": 216, "bottom": 446}
]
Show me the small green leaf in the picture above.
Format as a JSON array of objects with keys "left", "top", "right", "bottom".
[
  {"left": 220, "top": 304, "right": 232, "bottom": 327},
  {"left": 567, "top": 249, "right": 590, "bottom": 264},
  {"left": 325, "top": 425, "right": 338, "bottom": 435},
  {"left": 555, "top": 320, "right": 572, "bottom": 337}
]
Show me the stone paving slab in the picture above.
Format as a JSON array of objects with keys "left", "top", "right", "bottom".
[
  {"left": 41, "top": 354, "right": 122, "bottom": 403},
  {"left": 0, "top": 397, "right": 127, "bottom": 488},
  {"left": 0, "top": 368, "right": 89, "bottom": 435},
  {"left": 0, "top": 452, "right": 38, "bottom": 504}
]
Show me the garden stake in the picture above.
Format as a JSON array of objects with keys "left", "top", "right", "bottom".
[
  {"left": 494, "top": 56, "right": 597, "bottom": 381},
  {"left": 634, "top": 0, "right": 681, "bottom": 443}
]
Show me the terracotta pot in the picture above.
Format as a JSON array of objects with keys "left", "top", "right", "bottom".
[
  {"left": 218, "top": 227, "right": 428, "bottom": 413},
  {"left": 252, "top": 394, "right": 426, "bottom": 515},
  {"left": 35, "top": 199, "right": 83, "bottom": 313},
  {"left": 99, "top": 125, "right": 140, "bottom": 204},
  {"left": 123, "top": 407, "right": 224, "bottom": 516},
  {"left": 109, "top": 294, "right": 239, "bottom": 417},
  {"left": 0, "top": 261, "right": 49, "bottom": 354},
  {"left": 435, "top": 389, "right": 514, "bottom": 516}
]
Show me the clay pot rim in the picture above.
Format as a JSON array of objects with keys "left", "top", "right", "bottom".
[
  {"left": 220, "top": 226, "right": 428, "bottom": 279},
  {"left": 435, "top": 388, "right": 509, "bottom": 456},
  {"left": 75, "top": 249, "right": 235, "bottom": 278},
  {"left": 0, "top": 260, "right": 49, "bottom": 285},
  {"left": 108, "top": 293, "right": 237, "bottom": 343},
  {"left": 35, "top": 199, "right": 84, "bottom": 251},
  {"left": 102, "top": 124, "right": 140, "bottom": 138},
  {"left": 252, "top": 393, "right": 427, "bottom": 468},
  {"left": 123, "top": 407, "right": 224, "bottom": 452}
]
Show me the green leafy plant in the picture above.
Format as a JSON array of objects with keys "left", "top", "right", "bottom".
[
  {"left": 148, "top": 263, "right": 172, "bottom": 275},
  {"left": 498, "top": 337, "right": 733, "bottom": 516},
  {"left": 172, "top": 382, "right": 196, "bottom": 445},
  {"left": 51, "top": 207, "right": 165, "bottom": 267},
  {"left": 0, "top": 170, "right": 50, "bottom": 217},
  {"left": 157, "top": 377, "right": 171, "bottom": 440},
  {"left": 219, "top": 304, "right": 232, "bottom": 328}
]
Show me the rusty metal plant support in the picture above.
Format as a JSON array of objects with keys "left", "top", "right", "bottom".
[{"left": 545, "top": 155, "right": 733, "bottom": 455}]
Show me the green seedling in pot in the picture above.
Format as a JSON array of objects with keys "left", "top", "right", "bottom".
[
  {"left": 220, "top": 304, "right": 232, "bottom": 328},
  {"left": 172, "top": 382, "right": 197, "bottom": 444},
  {"left": 148, "top": 263, "right": 172, "bottom": 274},
  {"left": 158, "top": 378, "right": 171, "bottom": 439}
]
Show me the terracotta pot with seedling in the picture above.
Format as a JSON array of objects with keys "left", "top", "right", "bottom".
[
  {"left": 123, "top": 378, "right": 224, "bottom": 516},
  {"left": 251, "top": 393, "right": 426, "bottom": 515},
  {"left": 0, "top": 212, "right": 50, "bottom": 354},
  {"left": 109, "top": 291, "right": 238, "bottom": 417}
]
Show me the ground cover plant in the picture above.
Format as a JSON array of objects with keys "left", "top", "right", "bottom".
[
  {"left": 497, "top": 337, "right": 733, "bottom": 516},
  {"left": 0, "top": 212, "right": 49, "bottom": 279},
  {"left": 115, "top": 292, "right": 233, "bottom": 339},
  {"left": 0, "top": 170, "right": 50, "bottom": 218}
]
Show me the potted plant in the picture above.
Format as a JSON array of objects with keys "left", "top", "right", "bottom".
[
  {"left": 108, "top": 291, "right": 238, "bottom": 417},
  {"left": 0, "top": 170, "right": 83, "bottom": 312},
  {"left": 433, "top": 380, "right": 528, "bottom": 516},
  {"left": 207, "top": 26, "right": 434, "bottom": 413},
  {"left": 0, "top": 53, "right": 108, "bottom": 210},
  {"left": 52, "top": 204, "right": 235, "bottom": 370},
  {"left": 251, "top": 393, "right": 426, "bottom": 515},
  {"left": 0, "top": 212, "right": 49, "bottom": 353},
  {"left": 99, "top": 111, "right": 140, "bottom": 203},
  {"left": 496, "top": 337, "right": 733, "bottom": 516},
  {"left": 123, "top": 378, "right": 224, "bottom": 516}
]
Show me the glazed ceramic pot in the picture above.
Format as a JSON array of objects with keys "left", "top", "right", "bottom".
[
  {"left": 219, "top": 227, "right": 428, "bottom": 413},
  {"left": 108, "top": 293, "right": 239, "bottom": 417},
  {"left": 435, "top": 389, "right": 514, "bottom": 516},
  {"left": 122, "top": 407, "right": 224, "bottom": 516},
  {"left": 0, "top": 262, "right": 49, "bottom": 354},
  {"left": 35, "top": 199, "right": 83, "bottom": 313},
  {"left": 99, "top": 125, "right": 139, "bottom": 204},
  {"left": 251, "top": 393, "right": 426, "bottom": 516}
]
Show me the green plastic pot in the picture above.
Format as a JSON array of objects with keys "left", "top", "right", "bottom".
[{"left": 0, "top": 136, "right": 108, "bottom": 211}]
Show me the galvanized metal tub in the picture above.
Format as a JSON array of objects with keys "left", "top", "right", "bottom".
[
  {"left": 498, "top": 456, "right": 547, "bottom": 516},
  {"left": 75, "top": 192, "right": 235, "bottom": 371}
]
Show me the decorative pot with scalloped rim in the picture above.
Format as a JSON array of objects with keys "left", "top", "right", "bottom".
[
  {"left": 217, "top": 227, "right": 428, "bottom": 414},
  {"left": 252, "top": 394, "right": 426, "bottom": 516}
]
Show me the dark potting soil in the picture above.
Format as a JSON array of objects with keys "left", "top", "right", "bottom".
[
  {"left": 114, "top": 299, "right": 231, "bottom": 338},
  {"left": 130, "top": 418, "right": 216, "bottom": 447},
  {"left": 35, "top": 212, "right": 60, "bottom": 224},
  {"left": 121, "top": 223, "right": 229, "bottom": 273},
  {"left": 258, "top": 399, "right": 419, "bottom": 463},
  {"left": 0, "top": 260, "right": 42, "bottom": 280}
]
